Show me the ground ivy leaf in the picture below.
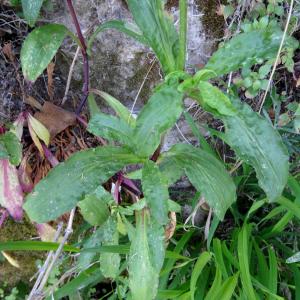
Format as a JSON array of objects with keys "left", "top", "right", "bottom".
[
  {"left": 222, "top": 100, "right": 289, "bottom": 202},
  {"left": 21, "top": 24, "right": 68, "bottom": 81},
  {"left": 159, "top": 144, "right": 236, "bottom": 220},
  {"left": 24, "top": 146, "right": 141, "bottom": 223},
  {"left": 142, "top": 161, "right": 169, "bottom": 225}
]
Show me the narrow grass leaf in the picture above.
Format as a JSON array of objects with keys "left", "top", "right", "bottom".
[
  {"left": 190, "top": 251, "right": 212, "bottom": 300},
  {"left": 238, "top": 224, "right": 257, "bottom": 300}
]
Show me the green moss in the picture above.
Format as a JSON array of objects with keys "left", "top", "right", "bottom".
[
  {"left": 196, "top": 0, "right": 225, "bottom": 39},
  {"left": 0, "top": 216, "right": 43, "bottom": 287},
  {"left": 127, "top": 53, "right": 161, "bottom": 104}
]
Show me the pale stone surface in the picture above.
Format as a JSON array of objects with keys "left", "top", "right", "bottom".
[{"left": 48, "top": 0, "right": 215, "bottom": 110}]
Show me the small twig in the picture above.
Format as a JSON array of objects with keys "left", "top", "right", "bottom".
[
  {"left": 62, "top": 46, "right": 80, "bottom": 105},
  {"left": 257, "top": 0, "right": 294, "bottom": 113},
  {"left": 28, "top": 222, "right": 63, "bottom": 300},
  {"left": 204, "top": 208, "right": 212, "bottom": 241},
  {"left": 129, "top": 59, "right": 156, "bottom": 119},
  {"left": 38, "top": 209, "right": 76, "bottom": 299},
  {"left": 66, "top": 0, "right": 89, "bottom": 115}
]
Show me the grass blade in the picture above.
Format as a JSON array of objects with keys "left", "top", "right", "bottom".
[
  {"left": 238, "top": 223, "right": 257, "bottom": 300},
  {"left": 190, "top": 251, "right": 212, "bottom": 300},
  {"left": 0, "top": 241, "right": 79, "bottom": 252}
]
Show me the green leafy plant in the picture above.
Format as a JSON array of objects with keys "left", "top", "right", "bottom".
[{"left": 2, "top": 0, "right": 299, "bottom": 299}]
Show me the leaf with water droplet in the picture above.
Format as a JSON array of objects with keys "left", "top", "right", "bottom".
[
  {"left": 159, "top": 144, "right": 236, "bottom": 220},
  {"left": 24, "top": 146, "right": 142, "bottom": 223},
  {"left": 21, "top": 24, "right": 69, "bottom": 81},
  {"left": 222, "top": 100, "right": 289, "bottom": 202}
]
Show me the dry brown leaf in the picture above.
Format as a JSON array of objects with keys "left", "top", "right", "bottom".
[
  {"left": 47, "top": 62, "right": 55, "bottom": 101},
  {"left": 165, "top": 211, "right": 176, "bottom": 241},
  {"left": 34, "top": 102, "right": 76, "bottom": 139},
  {"left": 2, "top": 42, "right": 14, "bottom": 62},
  {"left": 25, "top": 95, "right": 43, "bottom": 110}
]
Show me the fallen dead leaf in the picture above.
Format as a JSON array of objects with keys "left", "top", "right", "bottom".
[{"left": 34, "top": 102, "right": 76, "bottom": 139}]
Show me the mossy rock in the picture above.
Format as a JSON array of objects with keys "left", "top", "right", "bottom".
[{"left": 0, "top": 216, "right": 42, "bottom": 287}]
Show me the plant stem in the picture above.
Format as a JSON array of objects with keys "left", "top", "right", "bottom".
[
  {"left": 66, "top": 0, "right": 89, "bottom": 115},
  {"left": 178, "top": 0, "right": 188, "bottom": 71}
]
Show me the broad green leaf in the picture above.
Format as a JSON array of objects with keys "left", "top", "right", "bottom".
[
  {"left": 196, "top": 81, "right": 237, "bottom": 116},
  {"left": 190, "top": 251, "right": 212, "bottom": 300},
  {"left": 147, "top": 219, "right": 166, "bottom": 272},
  {"left": 222, "top": 101, "right": 289, "bottom": 202},
  {"left": 87, "top": 20, "right": 148, "bottom": 54},
  {"left": 134, "top": 84, "right": 183, "bottom": 157},
  {"left": 206, "top": 27, "right": 299, "bottom": 77},
  {"left": 0, "top": 159, "right": 23, "bottom": 220},
  {"left": 88, "top": 113, "right": 135, "bottom": 146},
  {"left": 0, "top": 132, "right": 22, "bottom": 165},
  {"left": 0, "top": 241, "right": 79, "bottom": 252},
  {"left": 129, "top": 211, "right": 159, "bottom": 300},
  {"left": 159, "top": 144, "right": 236, "bottom": 220},
  {"left": 24, "top": 146, "right": 141, "bottom": 223},
  {"left": 77, "top": 194, "right": 109, "bottom": 226},
  {"left": 127, "top": 0, "right": 179, "bottom": 74},
  {"left": 78, "top": 216, "right": 116, "bottom": 270},
  {"left": 142, "top": 161, "right": 169, "bottom": 225},
  {"left": 99, "top": 218, "right": 120, "bottom": 279},
  {"left": 238, "top": 224, "right": 257, "bottom": 300},
  {"left": 21, "top": 24, "right": 68, "bottom": 81},
  {"left": 90, "top": 89, "right": 136, "bottom": 126},
  {"left": 21, "top": 0, "right": 43, "bottom": 27},
  {"left": 78, "top": 227, "right": 106, "bottom": 271}
]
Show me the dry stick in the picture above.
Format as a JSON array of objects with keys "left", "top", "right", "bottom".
[
  {"left": 28, "top": 223, "right": 63, "bottom": 300},
  {"left": 66, "top": 0, "right": 89, "bottom": 115},
  {"left": 129, "top": 58, "right": 157, "bottom": 119},
  {"left": 257, "top": 0, "right": 294, "bottom": 113},
  {"left": 37, "top": 208, "right": 76, "bottom": 297},
  {"left": 62, "top": 46, "right": 80, "bottom": 105}
]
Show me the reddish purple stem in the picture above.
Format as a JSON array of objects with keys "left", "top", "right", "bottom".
[
  {"left": 66, "top": 0, "right": 90, "bottom": 115},
  {"left": 42, "top": 144, "right": 59, "bottom": 167}
]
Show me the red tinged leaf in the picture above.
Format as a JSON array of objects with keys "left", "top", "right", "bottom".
[
  {"left": 0, "top": 159, "right": 24, "bottom": 221},
  {"left": 17, "top": 155, "right": 34, "bottom": 193}
]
